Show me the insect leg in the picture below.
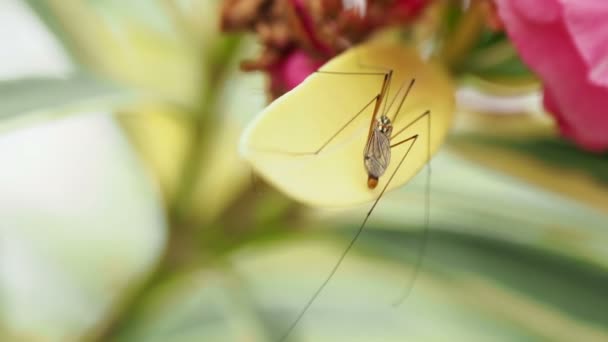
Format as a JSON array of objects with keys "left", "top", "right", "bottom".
[
  {"left": 314, "top": 70, "right": 390, "bottom": 117},
  {"left": 384, "top": 78, "right": 414, "bottom": 119},
  {"left": 315, "top": 70, "right": 392, "bottom": 140},
  {"left": 369, "top": 71, "right": 392, "bottom": 137},
  {"left": 317, "top": 94, "right": 379, "bottom": 155},
  {"left": 349, "top": 50, "right": 394, "bottom": 116},
  {"left": 389, "top": 134, "right": 418, "bottom": 148},
  {"left": 258, "top": 69, "right": 394, "bottom": 156},
  {"left": 390, "top": 78, "right": 416, "bottom": 123},
  {"left": 391, "top": 110, "right": 431, "bottom": 141},
  {"left": 389, "top": 111, "right": 432, "bottom": 307},
  {"left": 278, "top": 135, "right": 420, "bottom": 342},
  {"left": 256, "top": 93, "right": 380, "bottom": 156}
]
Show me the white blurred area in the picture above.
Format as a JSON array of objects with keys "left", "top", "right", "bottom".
[
  {"left": 0, "top": 0, "right": 72, "bottom": 79},
  {"left": 0, "top": 1, "right": 167, "bottom": 341}
]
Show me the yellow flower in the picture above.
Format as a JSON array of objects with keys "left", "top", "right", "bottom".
[{"left": 241, "top": 39, "right": 454, "bottom": 206}]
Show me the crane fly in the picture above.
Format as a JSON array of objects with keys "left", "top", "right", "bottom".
[{"left": 240, "top": 41, "right": 454, "bottom": 341}]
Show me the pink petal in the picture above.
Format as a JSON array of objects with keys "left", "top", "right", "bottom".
[
  {"left": 563, "top": 0, "right": 608, "bottom": 87},
  {"left": 496, "top": 0, "right": 608, "bottom": 151},
  {"left": 512, "top": 0, "right": 561, "bottom": 22}
]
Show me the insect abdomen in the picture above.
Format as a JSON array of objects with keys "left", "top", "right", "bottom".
[{"left": 367, "top": 176, "right": 379, "bottom": 189}]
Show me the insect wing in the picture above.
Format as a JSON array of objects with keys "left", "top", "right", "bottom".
[{"left": 364, "top": 130, "right": 391, "bottom": 178}]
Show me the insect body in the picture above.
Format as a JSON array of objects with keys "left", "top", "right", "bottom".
[
  {"left": 266, "top": 67, "right": 428, "bottom": 341},
  {"left": 364, "top": 115, "right": 393, "bottom": 189},
  {"left": 241, "top": 41, "right": 454, "bottom": 342}
]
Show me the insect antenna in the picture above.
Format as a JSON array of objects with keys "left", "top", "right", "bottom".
[
  {"left": 391, "top": 78, "right": 415, "bottom": 123},
  {"left": 352, "top": 49, "right": 394, "bottom": 117},
  {"left": 383, "top": 78, "right": 416, "bottom": 122}
]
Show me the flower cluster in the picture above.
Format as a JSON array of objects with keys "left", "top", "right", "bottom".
[
  {"left": 223, "top": 0, "right": 608, "bottom": 152},
  {"left": 221, "top": 0, "right": 428, "bottom": 98}
]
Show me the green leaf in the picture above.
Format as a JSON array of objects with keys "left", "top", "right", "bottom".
[
  {"left": 0, "top": 74, "right": 128, "bottom": 130},
  {"left": 24, "top": 0, "right": 204, "bottom": 104},
  {"left": 448, "top": 118, "right": 608, "bottom": 212},
  {"left": 232, "top": 235, "right": 608, "bottom": 341},
  {"left": 112, "top": 270, "right": 270, "bottom": 342},
  {"left": 0, "top": 113, "right": 167, "bottom": 340},
  {"left": 360, "top": 229, "right": 608, "bottom": 340},
  {"left": 23, "top": 0, "right": 77, "bottom": 63},
  {"left": 350, "top": 151, "right": 608, "bottom": 269},
  {"left": 452, "top": 134, "right": 608, "bottom": 186},
  {"left": 234, "top": 123, "right": 608, "bottom": 341},
  {"left": 462, "top": 41, "right": 534, "bottom": 81}
]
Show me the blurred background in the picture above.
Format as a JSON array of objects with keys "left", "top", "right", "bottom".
[{"left": 1, "top": 1, "right": 607, "bottom": 341}]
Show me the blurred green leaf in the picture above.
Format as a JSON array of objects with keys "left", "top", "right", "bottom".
[
  {"left": 463, "top": 41, "right": 534, "bottom": 81},
  {"left": 0, "top": 74, "right": 128, "bottom": 130},
  {"left": 355, "top": 151, "right": 608, "bottom": 268},
  {"left": 8, "top": 2, "right": 606, "bottom": 342},
  {"left": 223, "top": 140, "right": 608, "bottom": 341},
  {"left": 23, "top": 0, "right": 76, "bottom": 63},
  {"left": 472, "top": 31, "right": 508, "bottom": 51},
  {"left": 112, "top": 270, "right": 269, "bottom": 342},
  {"left": 360, "top": 229, "right": 608, "bottom": 340},
  {"left": 452, "top": 134, "right": 608, "bottom": 186},
  {"left": 24, "top": 0, "right": 181, "bottom": 64},
  {"left": 447, "top": 113, "right": 608, "bottom": 212},
  {"left": 24, "top": 0, "right": 208, "bottom": 105},
  {"left": 0, "top": 112, "right": 167, "bottom": 341},
  {"left": 441, "top": 5, "right": 534, "bottom": 83},
  {"left": 232, "top": 235, "right": 608, "bottom": 341}
]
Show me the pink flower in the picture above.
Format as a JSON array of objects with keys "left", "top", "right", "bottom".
[
  {"left": 268, "top": 49, "right": 326, "bottom": 98},
  {"left": 268, "top": 0, "right": 428, "bottom": 97},
  {"left": 495, "top": 0, "right": 608, "bottom": 151},
  {"left": 231, "top": 0, "right": 429, "bottom": 99}
]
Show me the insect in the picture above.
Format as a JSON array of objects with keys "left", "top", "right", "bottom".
[{"left": 240, "top": 41, "right": 454, "bottom": 341}]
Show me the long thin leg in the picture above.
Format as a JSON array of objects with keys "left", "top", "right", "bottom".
[
  {"left": 381, "top": 70, "right": 393, "bottom": 117},
  {"left": 368, "top": 71, "right": 392, "bottom": 138},
  {"left": 316, "top": 69, "right": 393, "bottom": 135},
  {"left": 348, "top": 50, "right": 393, "bottom": 117},
  {"left": 390, "top": 134, "right": 418, "bottom": 148},
  {"left": 391, "top": 79, "right": 416, "bottom": 123},
  {"left": 316, "top": 94, "right": 379, "bottom": 155},
  {"left": 256, "top": 94, "right": 380, "bottom": 156},
  {"left": 391, "top": 110, "right": 431, "bottom": 141},
  {"left": 318, "top": 70, "right": 392, "bottom": 141},
  {"left": 278, "top": 135, "right": 420, "bottom": 342},
  {"left": 257, "top": 69, "right": 393, "bottom": 156},
  {"left": 353, "top": 51, "right": 393, "bottom": 74},
  {"left": 325, "top": 74, "right": 412, "bottom": 131},
  {"left": 315, "top": 70, "right": 385, "bottom": 76},
  {"left": 385, "top": 78, "right": 414, "bottom": 120},
  {"left": 392, "top": 110, "right": 432, "bottom": 306}
]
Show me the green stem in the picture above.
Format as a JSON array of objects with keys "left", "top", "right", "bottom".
[
  {"left": 439, "top": 0, "right": 486, "bottom": 72},
  {"left": 169, "top": 100, "right": 217, "bottom": 226},
  {"left": 170, "top": 35, "right": 243, "bottom": 226},
  {"left": 88, "top": 36, "right": 244, "bottom": 342}
]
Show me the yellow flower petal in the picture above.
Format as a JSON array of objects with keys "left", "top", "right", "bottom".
[{"left": 241, "top": 40, "right": 455, "bottom": 207}]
